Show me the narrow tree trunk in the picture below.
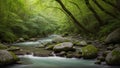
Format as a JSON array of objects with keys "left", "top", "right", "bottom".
[
  {"left": 102, "top": 0, "right": 120, "bottom": 12},
  {"left": 55, "top": 0, "right": 91, "bottom": 33},
  {"left": 69, "top": 1, "right": 89, "bottom": 26},
  {"left": 85, "top": 0, "right": 103, "bottom": 26},
  {"left": 116, "top": 0, "right": 120, "bottom": 9},
  {"left": 93, "top": 0, "right": 118, "bottom": 19}
]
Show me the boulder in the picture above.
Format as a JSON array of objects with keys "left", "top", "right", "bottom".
[
  {"left": 105, "top": 48, "right": 120, "bottom": 65},
  {"left": 17, "top": 38, "right": 25, "bottom": 42},
  {"left": 81, "top": 45, "right": 98, "bottom": 59},
  {"left": 53, "top": 42, "right": 74, "bottom": 52},
  {"left": 0, "top": 50, "right": 19, "bottom": 66},
  {"left": 45, "top": 45, "right": 55, "bottom": 50},
  {"left": 105, "top": 28, "right": 120, "bottom": 44},
  {"left": 56, "top": 51, "right": 66, "bottom": 57},
  {"left": 74, "top": 40, "right": 87, "bottom": 46},
  {"left": 7, "top": 46, "right": 20, "bottom": 51},
  {"left": 52, "top": 36, "right": 70, "bottom": 43}
]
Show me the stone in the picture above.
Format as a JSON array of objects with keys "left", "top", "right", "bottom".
[
  {"left": 81, "top": 45, "right": 98, "bottom": 59},
  {"left": 95, "top": 60, "right": 101, "bottom": 65},
  {"left": 45, "top": 45, "right": 55, "bottom": 50},
  {"left": 97, "top": 56, "right": 105, "bottom": 62},
  {"left": 53, "top": 42, "right": 74, "bottom": 52},
  {"left": 105, "top": 28, "right": 120, "bottom": 44},
  {"left": 107, "top": 46, "right": 114, "bottom": 50},
  {"left": 105, "top": 48, "right": 120, "bottom": 65},
  {"left": 7, "top": 46, "right": 20, "bottom": 51},
  {"left": 0, "top": 50, "right": 19, "bottom": 66},
  {"left": 0, "top": 44, "right": 8, "bottom": 49},
  {"left": 73, "top": 40, "right": 87, "bottom": 46}
]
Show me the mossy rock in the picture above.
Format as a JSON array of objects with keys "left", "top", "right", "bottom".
[
  {"left": 105, "top": 48, "right": 120, "bottom": 65},
  {"left": 81, "top": 45, "right": 98, "bottom": 59},
  {"left": 0, "top": 44, "right": 8, "bottom": 49},
  {"left": 45, "top": 45, "right": 55, "bottom": 50},
  {"left": 7, "top": 46, "right": 20, "bottom": 51},
  {"left": 53, "top": 42, "right": 74, "bottom": 52},
  {"left": 0, "top": 50, "right": 19, "bottom": 66},
  {"left": 105, "top": 28, "right": 120, "bottom": 44},
  {"left": 73, "top": 40, "right": 87, "bottom": 46}
]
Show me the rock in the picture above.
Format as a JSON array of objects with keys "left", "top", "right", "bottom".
[
  {"left": 17, "top": 38, "right": 25, "bottom": 42},
  {"left": 36, "top": 44, "right": 44, "bottom": 48},
  {"left": 80, "top": 40, "right": 87, "bottom": 46},
  {"left": 0, "top": 44, "right": 8, "bottom": 49},
  {"left": 56, "top": 51, "right": 66, "bottom": 57},
  {"left": 33, "top": 52, "right": 50, "bottom": 57},
  {"left": 45, "top": 45, "right": 55, "bottom": 50},
  {"left": 97, "top": 56, "right": 105, "bottom": 62},
  {"left": 73, "top": 40, "right": 87, "bottom": 46},
  {"left": 66, "top": 53, "right": 73, "bottom": 58},
  {"left": 29, "top": 38, "right": 37, "bottom": 41},
  {"left": 114, "top": 44, "right": 120, "bottom": 48},
  {"left": 102, "top": 51, "right": 111, "bottom": 57},
  {"left": 95, "top": 60, "right": 101, "bottom": 64},
  {"left": 53, "top": 42, "right": 74, "bottom": 52},
  {"left": 74, "top": 53, "right": 82, "bottom": 58},
  {"left": 81, "top": 45, "right": 98, "bottom": 59},
  {"left": 13, "top": 49, "right": 26, "bottom": 55},
  {"left": 107, "top": 46, "right": 114, "bottom": 50},
  {"left": 7, "top": 46, "right": 20, "bottom": 51},
  {"left": 52, "top": 36, "right": 70, "bottom": 43},
  {"left": 105, "top": 28, "right": 120, "bottom": 44},
  {"left": 105, "top": 48, "right": 120, "bottom": 65},
  {"left": 0, "top": 50, "right": 19, "bottom": 66}
]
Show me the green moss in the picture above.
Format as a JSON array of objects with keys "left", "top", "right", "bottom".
[
  {"left": 106, "top": 48, "right": 120, "bottom": 65},
  {"left": 9, "top": 51, "right": 19, "bottom": 61},
  {"left": 0, "top": 44, "right": 8, "bottom": 49},
  {"left": 82, "top": 45, "right": 98, "bottom": 59},
  {"left": 45, "top": 45, "right": 55, "bottom": 50},
  {"left": 0, "top": 51, "right": 19, "bottom": 66}
]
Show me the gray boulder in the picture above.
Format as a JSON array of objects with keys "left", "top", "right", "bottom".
[
  {"left": 0, "top": 50, "right": 19, "bottom": 66},
  {"left": 53, "top": 42, "right": 74, "bottom": 52},
  {"left": 105, "top": 28, "right": 120, "bottom": 44},
  {"left": 105, "top": 48, "right": 120, "bottom": 65}
]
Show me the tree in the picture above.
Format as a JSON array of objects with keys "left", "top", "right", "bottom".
[
  {"left": 93, "top": 0, "right": 118, "bottom": 19},
  {"left": 55, "top": 0, "right": 91, "bottom": 33},
  {"left": 85, "top": 0, "right": 103, "bottom": 26}
]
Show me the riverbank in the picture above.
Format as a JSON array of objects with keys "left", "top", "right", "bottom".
[{"left": 0, "top": 33, "right": 120, "bottom": 67}]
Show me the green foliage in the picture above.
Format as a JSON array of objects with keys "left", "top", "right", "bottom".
[
  {"left": 0, "top": 0, "right": 119, "bottom": 43},
  {"left": 99, "top": 19, "right": 120, "bottom": 37}
]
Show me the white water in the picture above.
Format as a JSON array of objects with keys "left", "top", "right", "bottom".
[
  {"left": 5, "top": 54, "right": 120, "bottom": 68},
  {"left": 13, "top": 34, "right": 59, "bottom": 46},
  {"left": 9, "top": 34, "right": 120, "bottom": 68}
]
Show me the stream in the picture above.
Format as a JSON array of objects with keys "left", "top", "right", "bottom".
[{"left": 5, "top": 35, "right": 120, "bottom": 68}]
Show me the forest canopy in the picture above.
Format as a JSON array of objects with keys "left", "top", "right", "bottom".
[{"left": 0, "top": 0, "right": 120, "bottom": 43}]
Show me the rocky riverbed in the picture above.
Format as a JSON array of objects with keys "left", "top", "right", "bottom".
[{"left": 0, "top": 28, "right": 120, "bottom": 67}]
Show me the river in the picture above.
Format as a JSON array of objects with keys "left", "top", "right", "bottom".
[{"left": 5, "top": 35, "right": 120, "bottom": 68}]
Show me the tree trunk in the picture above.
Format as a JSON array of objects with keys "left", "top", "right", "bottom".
[
  {"left": 85, "top": 0, "right": 103, "bottom": 26},
  {"left": 116, "top": 0, "right": 120, "bottom": 9},
  {"left": 102, "top": 0, "right": 120, "bottom": 12},
  {"left": 55, "top": 0, "right": 91, "bottom": 33},
  {"left": 93, "top": 0, "right": 118, "bottom": 19}
]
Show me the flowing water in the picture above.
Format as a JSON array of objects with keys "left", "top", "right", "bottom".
[
  {"left": 5, "top": 55, "right": 120, "bottom": 68},
  {"left": 6, "top": 35, "right": 120, "bottom": 68}
]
